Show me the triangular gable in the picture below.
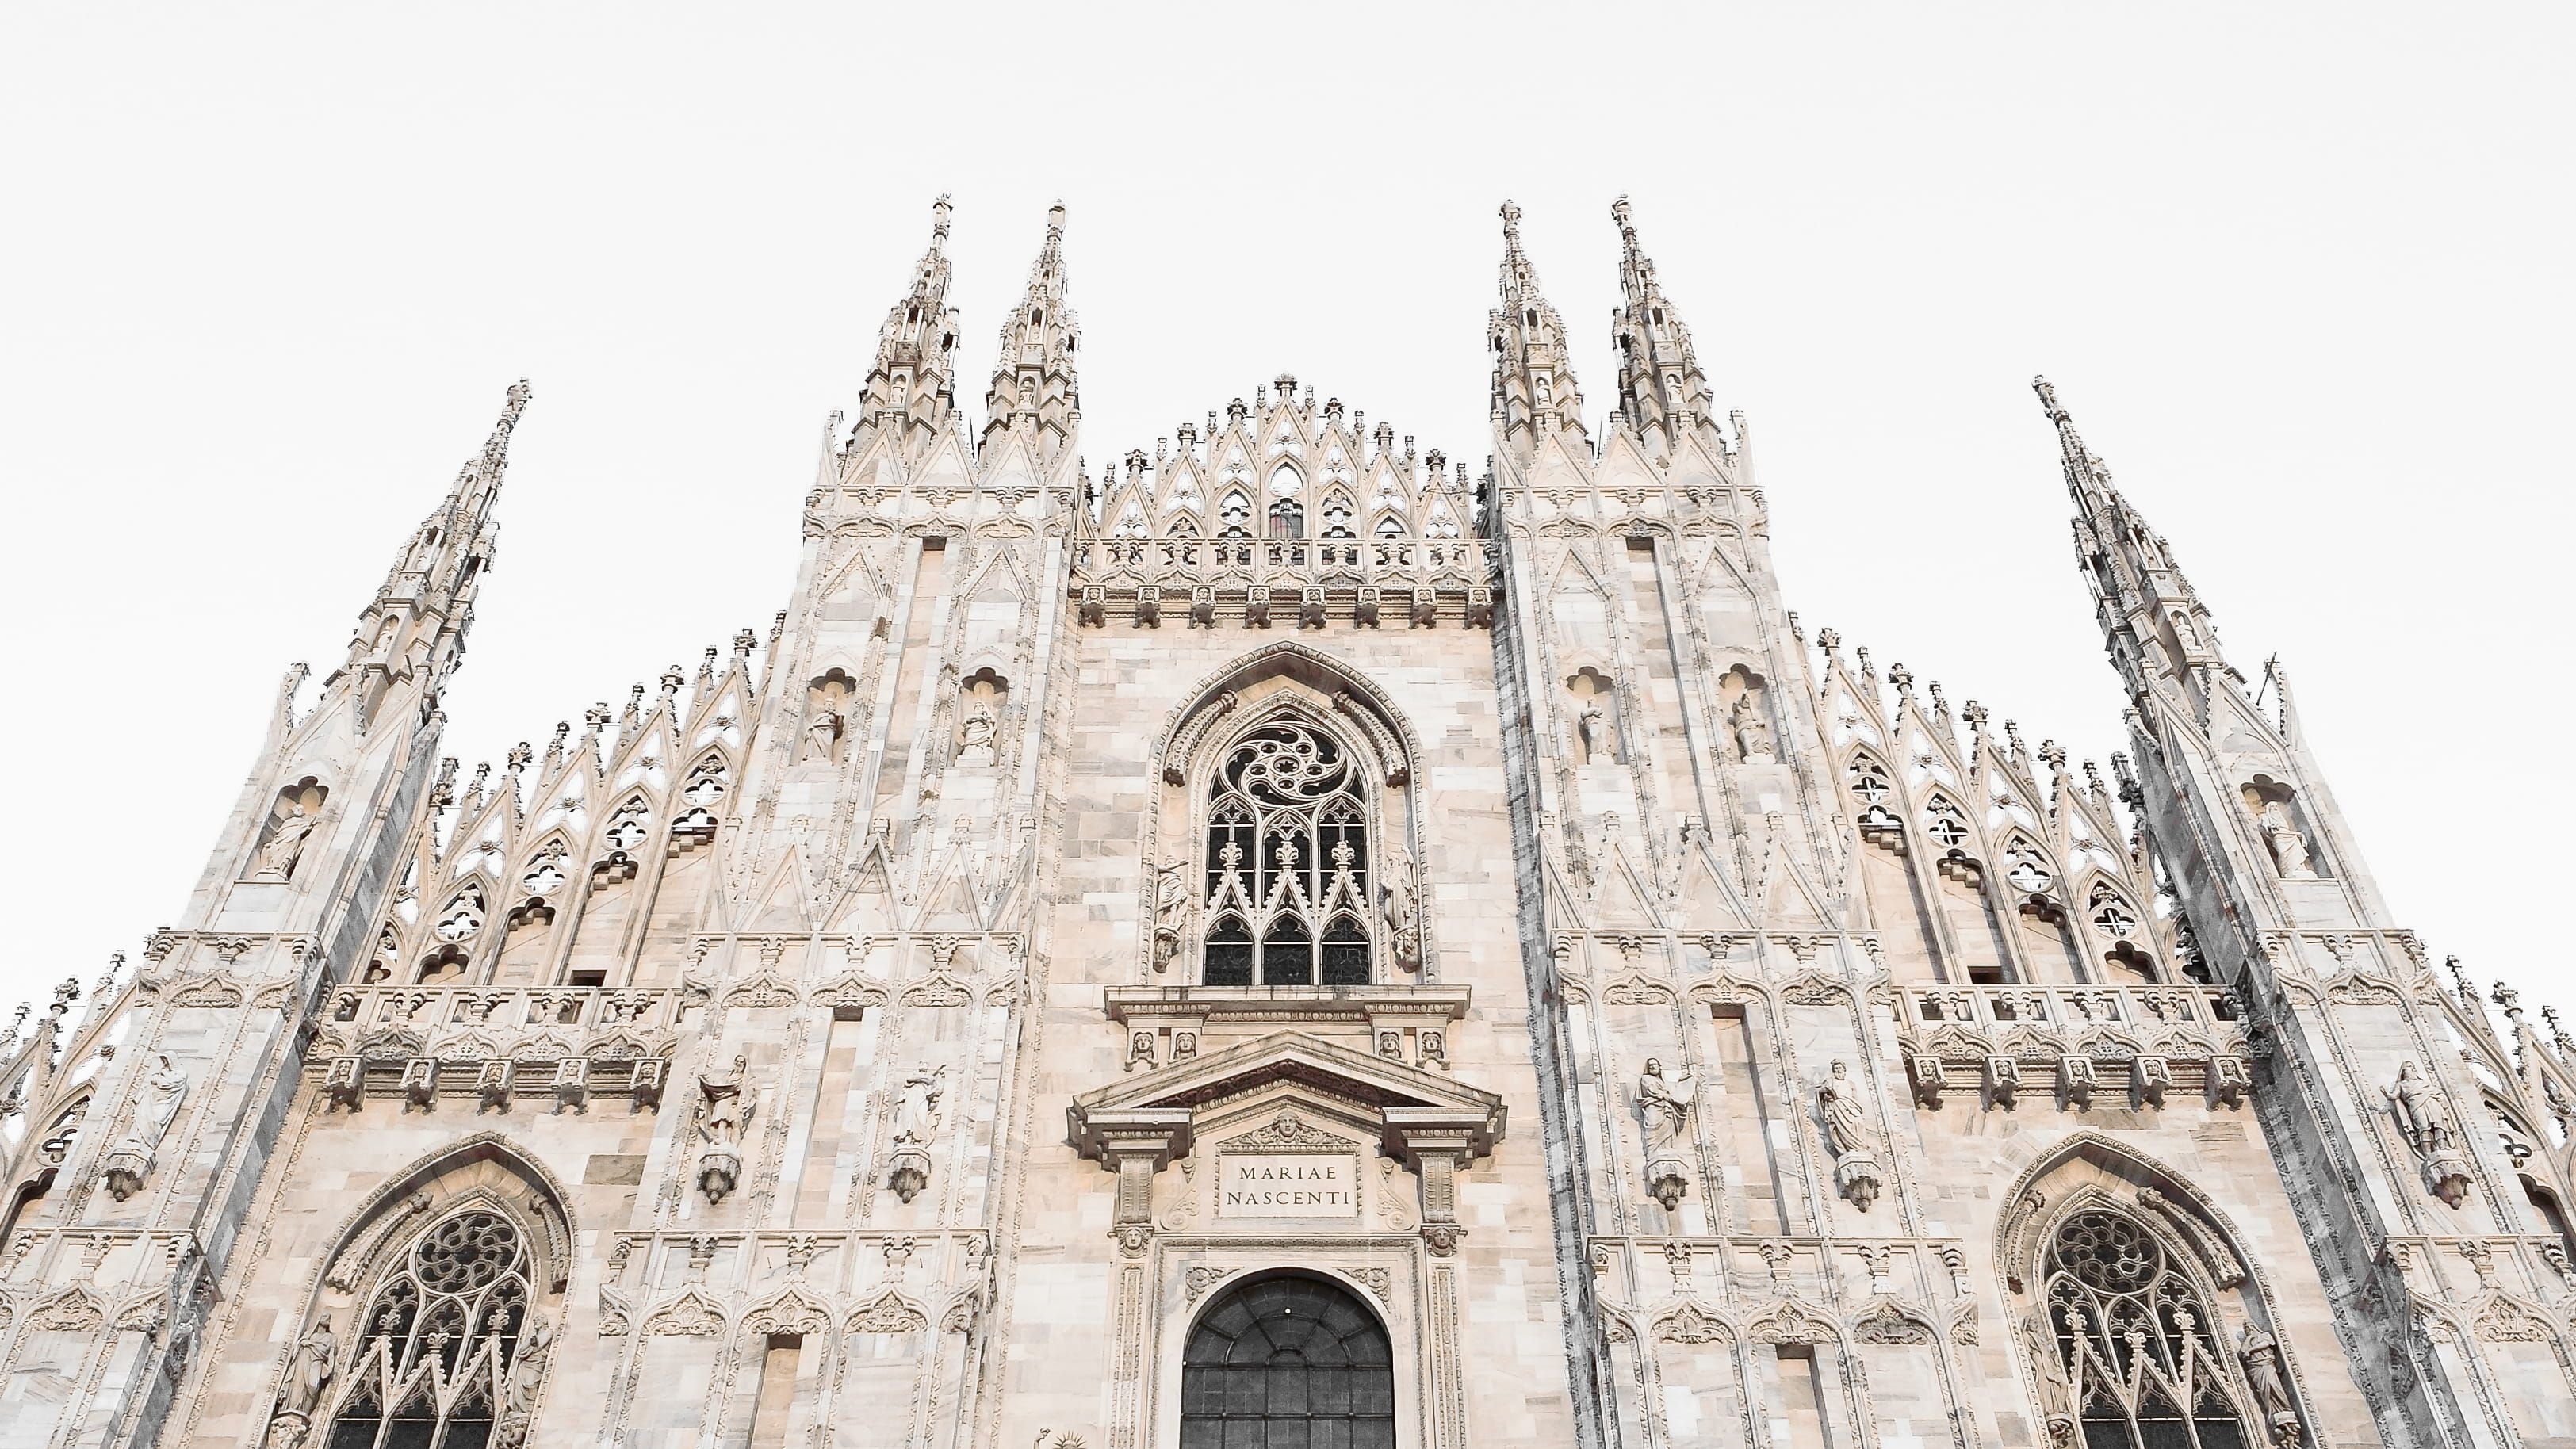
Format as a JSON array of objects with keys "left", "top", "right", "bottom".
[{"left": 1068, "top": 1030, "right": 1503, "bottom": 1163}]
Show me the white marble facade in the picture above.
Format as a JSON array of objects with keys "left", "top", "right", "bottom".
[{"left": 6, "top": 199, "right": 2573, "bottom": 1449}]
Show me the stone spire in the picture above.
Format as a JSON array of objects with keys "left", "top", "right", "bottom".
[
  {"left": 851, "top": 197, "right": 961, "bottom": 457},
  {"left": 1609, "top": 197, "right": 1717, "bottom": 460},
  {"left": 1490, "top": 200, "right": 1587, "bottom": 462},
  {"left": 335, "top": 380, "right": 529, "bottom": 717},
  {"left": 2035, "top": 376, "right": 2222, "bottom": 704},
  {"left": 982, "top": 202, "right": 1080, "bottom": 466}
]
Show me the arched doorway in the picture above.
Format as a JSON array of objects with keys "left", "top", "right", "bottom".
[{"left": 1181, "top": 1273, "right": 1395, "bottom": 1449}]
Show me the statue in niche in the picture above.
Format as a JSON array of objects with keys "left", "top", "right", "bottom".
[
  {"left": 1732, "top": 691, "right": 1776, "bottom": 764},
  {"left": 2256, "top": 798, "right": 2315, "bottom": 879},
  {"left": 955, "top": 704, "right": 997, "bottom": 767},
  {"left": 2237, "top": 1323, "right": 2298, "bottom": 1439},
  {"left": 1577, "top": 702, "right": 1611, "bottom": 763},
  {"left": 1636, "top": 1057, "right": 1698, "bottom": 1211},
  {"left": 802, "top": 702, "right": 843, "bottom": 764},
  {"left": 253, "top": 802, "right": 322, "bottom": 882},
  {"left": 1816, "top": 1059, "right": 1885, "bottom": 1210},
  {"left": 281, "top": 1313, "right": 337, "bottom": 1415}
]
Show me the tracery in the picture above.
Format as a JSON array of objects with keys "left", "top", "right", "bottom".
[
  {"left": 323, "top": 1206, "right": 544, "bottom": 1449},
  {"left": 1200, "top": 720, "right": 1375, "bottom": 986},
  {"left": 2042, "top": 1208, "right": 2258, "bottom": 1449}
]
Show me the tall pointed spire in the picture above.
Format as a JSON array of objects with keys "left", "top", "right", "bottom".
[
  {"left": 850, "top": 197, "right": 961, "bottom": 459},
  {"left": 2034, "top": 376, "right": 2222, "bottom": 704},
  {"left": 982, "top": 202, "right": 1080, "bottom": 466},
  {"left": 335, "top": 380, "right": 529, "bottom": 715},
  {"left": 1609, "top": 197, "right": 1717, "bottom": 460},
  {"left": 1489, "top": 201, "right": 1586, "bottom": 462}
]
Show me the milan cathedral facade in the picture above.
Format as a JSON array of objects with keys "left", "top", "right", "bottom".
[{"left": 7, "top": 199, "right": 2574, "bottom": 1449}]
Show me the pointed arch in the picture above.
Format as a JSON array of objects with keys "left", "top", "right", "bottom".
[
  {"left": 279, "top": 1135, "right": 576, "bottom": 1449},
  {"left": 1996, "top": 1134, "right": 2305, "bottom": 1449},
  {"left": 1147, "top": 644, "right": 1426, "bottom": 984}
]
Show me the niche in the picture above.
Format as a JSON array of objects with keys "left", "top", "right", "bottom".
[
  {"left": 248, "top": 777, "right": 330, "bottom": 882},
  {"left": 2240, "top": 778, "right": 2321, "bottom": 881},
  {"left": 1566, "top": 667, "right": 1619, "bottom": 764},
  {"left": 955, "top": 669, "right": 1008, "bottom": 767},
  {"left": 801, "top": 668, "right": 858, "bottom": 765}
]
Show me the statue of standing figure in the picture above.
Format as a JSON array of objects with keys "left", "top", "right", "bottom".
[
  {"left": 1636, "top": 1057, "right": 1698, "bottom": 1210},
  {"left": 1576, "top": 702, "right": 1610, "bottom": 763},
  {"left": 1732, "top": 692, "right": 1776, "bottom": 764},
  {"left": 956, "top": 705, "right": 997, "bottom": 766},
  {"left": 281, "top": 1314, "right": 337, "bottom": 1416},
  {"left": 893, "top": 1066, "right": 945, "bottom": 1146},
  {"left": 1817, "top": 1059, "right": 1886, "bottom": 1210},
  {"left": 133, "top": 1053, "right": 189, "bottom": 1149},
  {"left": 2383, "top": 1061, "right": 2451, "bottom": 1156},
  {"left": 2256, "top": 799, "right": 2316, "bottom": 879},
  {"left": 803, "top": 702, "right": 843, "bottom": 764},
  {"left": 253, "top": 803, "right": 321, "bottom": 881}
]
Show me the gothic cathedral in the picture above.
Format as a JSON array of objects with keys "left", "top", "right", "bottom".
[{"left": 7, "top": 199, "right": 2572, "bottom": 1449}]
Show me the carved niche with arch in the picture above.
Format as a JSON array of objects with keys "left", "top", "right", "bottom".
[
  {"left": 1999, "top": 1137, "right": 2310, "bottom": 1449},
  {"left": 265, "top": 1136, "right": 572, "bottom": 1449},
  {"left": 1145, "top": 645, "right": 1427, "bottom": 985}
]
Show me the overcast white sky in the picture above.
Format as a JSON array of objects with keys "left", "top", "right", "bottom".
[{"left": 2, "top": 5, "right": 2567, "bottom": 1027}]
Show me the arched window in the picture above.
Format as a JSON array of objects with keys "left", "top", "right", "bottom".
[
  {"left": 1268, "top": 499, "right": 1305, "bottom": 540},
  {"left": 1182, "top": 1275, "right": 1394, "bottom": 1449},
  {"left": 1202, "top": 721, "right": 1372, "bottom": 987},
  {"left": 2042, "top": 1210, "right": 2256, "bottom": 1449},
  {"left": 326, "top": 1206, "right": 542, "bottom": 1449}
]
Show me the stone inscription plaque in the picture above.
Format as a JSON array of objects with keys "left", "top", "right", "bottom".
[{"left": 1216, "top": 1153, "right": 1362, "bottom": 1218}]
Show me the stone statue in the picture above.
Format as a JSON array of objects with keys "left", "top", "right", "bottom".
[
  {"left": 1577, "top": 702, "right": 1610, "bottom": 763},
  {"left": 2385, "top": 1059, "right": 2473, "bottom": 1207},
  {"left": 2384, "top": 1061, "right": 2450, "bottom": 1155},
  {"left": 2238, "top": 1322, "right": 2295, "bottom": 1428},
  {"left": 803, "top": 702, "right": 842, "bottom": 764},
  {"left": 1732, "top": 692, "right": 1776, "bottom": 763},
  {"left": 2256, "top": 799, "right": 2315, "bottom": 879},
  {"left": 253, "top": 804, "right": 320, "bottom": 881},
  {"left": 698, "top": 1054, "right": 750, "bottom": 1151},
  {"left": 1381, "top": 857, "right": 1420, "bottom": 969},
  {"left": 133, "top": 1053, "right": 188, "bottom": 1149},
  {"left": 1818, "top": 1059, "right": 1886, "bottom": 1210},
  {"left": 1817, "top": 1060, "right": 1880, "bottom": 1159},
  {"left": 894, "top": 1066, "right": 944, "bottom": 1146},
  {"left": 1150, "top": 860, "right": 1191, "bottom": 970},
  {"left": 694, "top": 1054, "right": 752, "bottom": 1205},
  {"left": 956, "top": 705, "right": 997, "bottom": 767},
  {"left": 503, "top": 1316, "right": 553, "bottom": 1419},
  {"left": 281, "top": 1314, "right": 337, "bottom": 1416},
  {"left": 1636, "top": 1058, "right": 1697, "bottom": 1169}
]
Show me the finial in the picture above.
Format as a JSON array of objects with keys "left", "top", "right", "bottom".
[
  {"left": 1500, "top": 199, "right": 1522, "bottom": 236},
  {"left": 2032, "top": 375, "right": 2060, "bottom": 416},
  {"left": 2494, "top": 982, "right": 2524, "bottom": 1020},
  {"left": 1047, "top": 201, "right": 1066, "bottom": 238},
  {"left": 662, "top": 664, "right": 684, "bottom": 695},
  {"left": 507, "top": 741, "right": 532, "bottom": 773}
]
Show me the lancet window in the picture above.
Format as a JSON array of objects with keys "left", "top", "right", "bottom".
[
  {"left": 1200, "top": 721, "right": 1375, "bottom": 987},
  {"left": 2042, "top": 1209, "right": 2259, "bottom": 1449},
  {"left": 324, "top": 1206, "right": 545, "bottom": 1449}
]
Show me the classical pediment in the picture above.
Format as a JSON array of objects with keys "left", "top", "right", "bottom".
[{"left": 1066, "top": 1030, "right": 1504, "bottom": 1165}]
